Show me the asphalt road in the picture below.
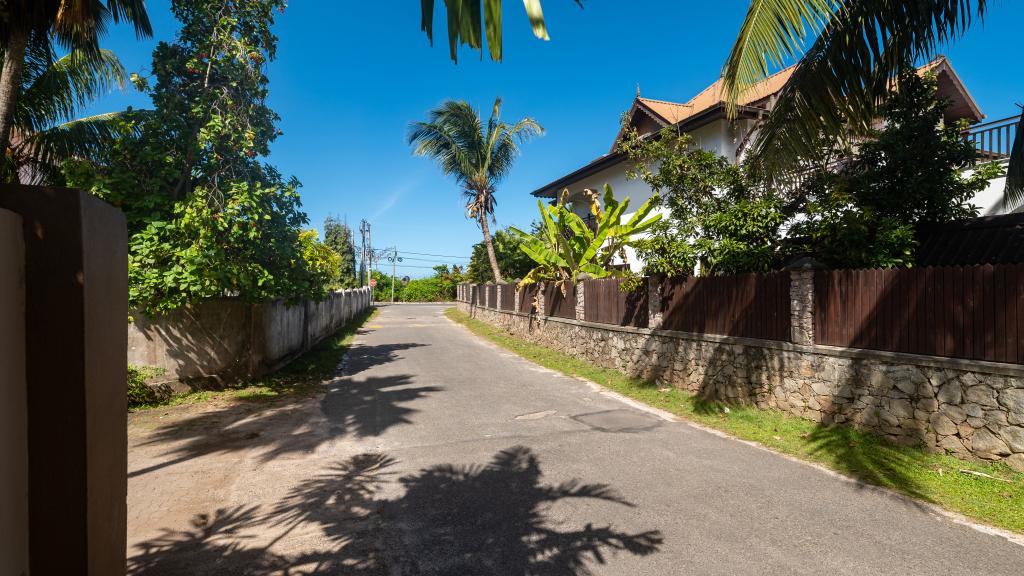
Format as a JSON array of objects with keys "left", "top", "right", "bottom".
[{"left": 127, "top": 303, "right": 1024, "bottom": 575}]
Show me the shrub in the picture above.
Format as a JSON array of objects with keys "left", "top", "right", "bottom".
[{"left": 128, "top": 365, "right": 166, "bottom": 407}]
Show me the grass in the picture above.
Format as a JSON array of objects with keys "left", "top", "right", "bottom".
[
  {"left": 445, "top": 307, "right": 1024, "bottom": 534},
  {"left": 129, "top": 307, "right": 379, "bottom": 411}
]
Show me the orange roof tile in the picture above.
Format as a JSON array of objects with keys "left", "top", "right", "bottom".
[{"left": 636, "top": 67, "right": 797, "bottom": 125}]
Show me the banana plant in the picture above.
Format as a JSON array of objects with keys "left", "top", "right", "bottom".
[{"left": 509, "top": 184, "right": 662, "bottom": 293}]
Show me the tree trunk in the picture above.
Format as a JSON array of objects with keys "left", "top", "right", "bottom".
[
  {"left": 0, "top": 29, "right": 29, "bottom": 160},
  {"left": 479, "top": 211, "right": 503, "bottom": 283}
]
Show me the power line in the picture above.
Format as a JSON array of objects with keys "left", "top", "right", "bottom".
[{"left": 397, "top": 250, "right": 471, "bottom": 259}]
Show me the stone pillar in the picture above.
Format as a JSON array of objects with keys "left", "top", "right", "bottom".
[
  {"left": 647, "top": 275, "right": 663, "bottom": 330},
  {"left": 496, "top": 282, "right": 504, "bottom": 311},
  {"left": 785, "top": 257, "right": 822, "bottom": 346},
  {"left": 536, "top": 283, "right": 546, "bottom": 318},
  {"left": 575, "top": 279, "right": 586, "bottom": 321}
]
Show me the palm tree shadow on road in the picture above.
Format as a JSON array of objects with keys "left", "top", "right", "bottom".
[{"left": 129, "top": 447, "right": 663, "bottom": 575}]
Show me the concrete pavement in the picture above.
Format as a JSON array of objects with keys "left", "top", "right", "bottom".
[{"left": 127, "top": 303, "right": 1024, "bottom": 575}]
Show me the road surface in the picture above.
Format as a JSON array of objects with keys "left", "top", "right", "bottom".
[{"left": 127, "top": 303, "right": 1024, "bottom": 575}]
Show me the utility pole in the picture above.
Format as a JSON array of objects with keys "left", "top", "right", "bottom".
[
  {"left": 358, "top": 220, "right": 368, "bottom": 287},
  {"left": 391, "top": 245, "right": 397, "bottom": 303}
]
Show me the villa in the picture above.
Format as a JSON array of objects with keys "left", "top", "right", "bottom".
[{"left": 530, "top": 57, "right": 1017, "bottom": 271}]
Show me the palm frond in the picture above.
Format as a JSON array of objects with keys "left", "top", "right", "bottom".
[
  {"left": 1004, "top": 112, "right": 1024, "bottom": 211},
  {"left": 488, "top": 116, "right": 543, "bottom": 183},
  {"left": 17, "top": 48, "right": 127, "bottom": 132},
  {"left": 742, "top": 0, "right": 989, "bottom": 181},
  {"left": 420, "top": 0, "right": 583, "bottom": 62},
  {"left": 407, "top": 100, "right": 485, "bottom": 184},
  {"left": 721, "top": 0, "right": 837, "bottom": 117},
  {"left": 52, "top": 0, "right": 152, "bottom": 51},
  {"left": 14, "top": 110, "right": 141, "bottom": 174}
]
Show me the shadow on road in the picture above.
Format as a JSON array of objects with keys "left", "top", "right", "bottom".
[
  {"left": 131, "top": 342, "right": 437, "bottom": 479},
  {"left": 129, "top": 447, "right": 662, "bottom": 575}
]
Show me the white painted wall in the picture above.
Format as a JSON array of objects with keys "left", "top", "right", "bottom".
[
  {"left": 0, "top": 207, "right": 28, "bottom": 576},
  {"left": 967, "top": 161, "right": 1014, "bottom": 216}
]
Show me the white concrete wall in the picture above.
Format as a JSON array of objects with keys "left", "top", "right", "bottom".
[
  {"left": 967, "top": 160, "right": 1013, "bottom": 216},
  {"left": 0, "top": 208, "right": 28, "bottom": 576}
]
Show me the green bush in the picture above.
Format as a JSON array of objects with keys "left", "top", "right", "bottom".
[{"left": 128, "top": 365, "right": 167, "bottom": 407}]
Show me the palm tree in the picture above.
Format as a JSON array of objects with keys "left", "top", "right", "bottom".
[
  {"left": 8, "top": 46, "right": 133, "bottom": 184},
  {"left": 409, "top": 98, "right": 543, "bottom": 282},
  {"left": 419, "top": 0, "right": 582, "bottom": 62},
  {"left": 0, "top": 1, "right": 151, "bottom": 155},
  {"left": 719, "top": 0, "right": 1021, "bottom": 204}
]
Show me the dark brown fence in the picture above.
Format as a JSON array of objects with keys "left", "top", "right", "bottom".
[
  {"left": 485, "top": 285, "right": 497, "bottom": 308},
  {"left": 660, "top": 272, "right": 791, "bottom": 341},
  {"left": 543, "top": 282, "right": 576, "bottom": 319},
  {"left": 499, "top": 284, "right": 515, "bottom": 310},
  {"left": 815, "top": 264, "right": 1024, "bottom": 363},
  {"left": 518, "top": 284, "right": 538, "bottom": 314},
  {"left": 583, "top": 277, "right": 648, "bottom": 328},
  {"left": 475, "top": 284, "right": 486, "bottom": 307}
]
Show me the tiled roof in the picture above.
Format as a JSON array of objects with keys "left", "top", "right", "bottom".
[
  {"left": 633, "top": 56, "right": 979, "bottom": 128},
  {"left": 636, "top": 67, "right": 796, "bottom": 125}
]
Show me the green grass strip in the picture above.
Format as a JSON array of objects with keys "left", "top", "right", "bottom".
[
  {"left": 445, "top": 307, "right": 1024, "bottom": 534},
  {"left": 131, "top": 307, "right": 379, "bottom": 410}
]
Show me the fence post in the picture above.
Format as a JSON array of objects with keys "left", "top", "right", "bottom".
[
  {"left": 496, "top": 282, "right": 503, "bottom": 310},
  {"left": 537, "top": 283, "right": 547, "bottom": 319},
  {"left": 785, "top": 257, "right": 822, "bottom": 345},
  {"left": 647, "top": 275, "right": 663, "bottom": 330},
  {"left": 575, "top": 275, "right": 587, "bottom": 321}
]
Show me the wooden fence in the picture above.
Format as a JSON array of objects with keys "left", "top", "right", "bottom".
[
  {"left": 485, "top": 284, "right": 497, "bottom": 309},
  {"left": 660, "top": 272, "right": 791, "bottom": 341},
  {"left": 518, "top": 284, "right": 538, "bottom": 314},
  {"left": 499, "top": 284, "right": 515, "bottom": 310},
  {"left": 815, "top": 264, "right": 1024, "bottom": 363},
  {"left": 543, "top": 282, "right": 577, "bottom": 319},
  {"left": 583, "top": 277, "right": 648, "bottom": 328}
]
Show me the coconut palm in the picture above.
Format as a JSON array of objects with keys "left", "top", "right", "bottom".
[
  {"left": 720, "top": 0, "right": 1021, "bottom": 205},
  {"left": 8, "top": 46, "right": 134, "bottom": 184},
  {"left": 409, "top": 98, "right": 543, "bottom": 282},
  {"left": 0, "top": 1, "right": 151, "bottom": 155},
  {"left": 419, "top": 0, "right": 582, "bottom": 62}
]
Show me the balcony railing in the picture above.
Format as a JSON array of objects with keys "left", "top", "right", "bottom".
[{"left": 963, "top": 114, "right": 1019, "bottom": 162}]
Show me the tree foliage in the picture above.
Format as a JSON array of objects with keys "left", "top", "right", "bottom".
[
  {"left": 620, "top": 125, "right": 788, "bottom": 278},
  {"left": 511, "top": 185, "right": 661, "bottom": 291},
  {"left": 408, "top": 97, "right": 542, "bottom": 282},
  {"left": 68, "top": 0, "right": 327, "bottom": 314},
  {"left": 790, "top": 71, "right": 999, "bottom": 268},
  {"left": 466, "top": 227, "right": 535, "bottom": 283},
  {"left": 323, "top": 216, "right": 357, "bottom": 289}
]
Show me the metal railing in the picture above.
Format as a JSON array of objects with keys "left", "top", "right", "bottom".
[{"left": 963, "top": 114, "right": 1019, "bottom": 162}]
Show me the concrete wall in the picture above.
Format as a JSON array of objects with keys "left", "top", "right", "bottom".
[
  {"left": 127, "top": 287, "right": 372, "bottom": 386},
  {"left": 0, "top": 207, "right": 28, "bottom": 576},
  {"left": 459, "top": 283, "right": 1024, "bottom": 467}
]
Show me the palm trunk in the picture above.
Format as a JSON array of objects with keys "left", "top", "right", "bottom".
[
  {"left": 479, "top": 211, "right": 503, "bottom": 283},
  {"left": 0, "top": 29, "right": 29, "bottom": 161}
]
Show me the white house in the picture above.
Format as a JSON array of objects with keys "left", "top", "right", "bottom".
[{"left": 529, "top": 57, "right": 1016, "bottom": 271}]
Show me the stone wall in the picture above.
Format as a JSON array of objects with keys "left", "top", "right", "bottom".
[
  {"left": 458, "top": 300, "right": 1024, "bottom": 467},
  {"left": 128, "top": 287, "right": 372, "bottom": 386}
]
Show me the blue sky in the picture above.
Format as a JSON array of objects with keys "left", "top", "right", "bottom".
[{"left": 89, "top": 1, "right": 1023, "bottom": 276}]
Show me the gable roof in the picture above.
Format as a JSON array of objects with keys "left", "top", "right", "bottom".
[
  {"left": 535, "top": 57, "right": 986, "bottom": 199},
  {"left": 638, "top": 66, "right": 796, "bottom": 126},
  {"left": 620, "top": 56, "right": 982, "bottom": 146}
]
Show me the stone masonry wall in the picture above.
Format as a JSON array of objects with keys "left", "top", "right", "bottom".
[{"left": 458, "top": 301, "right": 1024, "bottom": 467}]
